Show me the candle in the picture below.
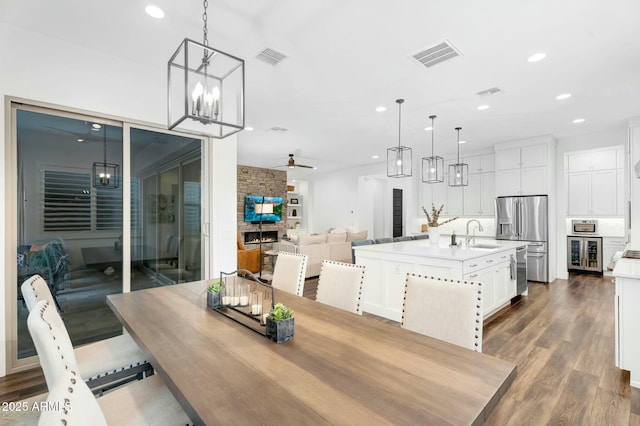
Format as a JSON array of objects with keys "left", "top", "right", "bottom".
[
  {"left": 239, "top": 296, "right": 249, "bottom": 306},
  {"left": 231, "top": 296, "right": 239, "bottom": 306},
  {"left": 222, "top": 296, "right": 230, "bottom": 305},
  {"left": 251, "top": 304, "right": 261, "bottom": 315},
  {"left": 192, "top": 82, "right": 204, "bottom": 116},
  {"left": 212, "top": 86, "right": 220, "bottom": 116}
]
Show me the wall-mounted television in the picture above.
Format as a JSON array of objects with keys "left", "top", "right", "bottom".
[{"left": 244, "top": 195, "right": 283, "bottom": 222}]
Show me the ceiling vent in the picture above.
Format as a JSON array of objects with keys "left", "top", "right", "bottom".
[
  {"left": 268, "top": 126, "right": 288, "bottom": 133},
  {"left": 477, "top": 87, "right": 503, "bottom": 96},
  {"left": 410, "top": 39, "right": 462, "bottom": 68},
  {"left": 256, "top": 48, "right": 288, "bottom": 65}
]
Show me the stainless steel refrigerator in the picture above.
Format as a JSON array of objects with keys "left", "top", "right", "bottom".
[{"left": 495, "top": 195, "right": 548, "bottom": 282}]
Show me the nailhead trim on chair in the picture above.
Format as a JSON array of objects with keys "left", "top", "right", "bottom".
[
  {"left": 276, "top": 251, "right": 308, "bottom": 296},
  {"left": 39, "top": 301, "right": 74, "bottom": 372},
  {"left": 401, "top": 273, "right": 483, "bottom": 352},
  {"left": 31, "top": 277, "right": 153, "bottom": 385},
  {"left": 318, "top": 260, "right": 366, "bottom": 314}
]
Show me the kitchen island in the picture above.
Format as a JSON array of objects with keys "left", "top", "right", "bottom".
[
  {"left": 354, "top": 239, "right": 527, "bottom": 322},
  {"left": 613, "top": 251, "right": 640, "bottom": 388}
]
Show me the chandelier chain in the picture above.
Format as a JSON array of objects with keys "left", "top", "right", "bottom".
[
  {"left": 398, "top": 102, "right": 402, "bottom": 148},
  {"left": 431, "top": 116, "right": 435, "bottom": 156},
  {"left": 202, "top": 0, "right": 209, "bottom": 46}
]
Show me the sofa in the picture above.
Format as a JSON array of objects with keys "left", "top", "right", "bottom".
[{"left": 275, "top": 230, "right": 368, "bottom": 278}]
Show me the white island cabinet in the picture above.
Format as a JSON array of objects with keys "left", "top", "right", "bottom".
[
  {"left": 354, "top": 239, "right": 526, "bottom": 322},
  {"left": 613, "top": 254, "right": 640, "bottom": 388}
]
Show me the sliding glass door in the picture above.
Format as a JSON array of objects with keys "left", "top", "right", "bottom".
[
  {"left": 14, "top": 107, "right": 124, "bottom": 361},
  {"left": 8, "top": 103, "right": 207, "bottom": 373},
  {"left": 129, "top": 127, "right": 203, "bottom": 290}
]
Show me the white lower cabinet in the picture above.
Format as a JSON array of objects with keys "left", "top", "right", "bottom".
[
  {"left": 356, "top": 245, "right": 519, "bottom": 322},
  {"left": 465, "top": 267, "right": 495, "bottom": 313},
  {"left": 615, "top": 272, "right": 640, "bottom": 388},
  {"left": 603, "top": 238, "right": 626, "bottom": 271},
  {"left": 464, "top": 257, "right": 516, "bottom": 318}
]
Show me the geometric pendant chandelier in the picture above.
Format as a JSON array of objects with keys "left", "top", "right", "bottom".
[
  {"left": 421, "top": 115, "right": 444, "bottom": 183},
  {"left": 92, "top": 125, "right": 120, "bottom": 189},
  {"left": 168, "top": 0, "right": 245, "bottom": 138},
  {"left": 387, "top": 99, "right": 412, "bottom": 178},
  {"left": 448, "top": 127, "right": 468, "bottom": 187}
]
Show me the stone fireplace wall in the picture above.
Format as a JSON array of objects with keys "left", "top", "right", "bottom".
[{"left": 237, "top": 165, "right": 287, "bottom": 247}]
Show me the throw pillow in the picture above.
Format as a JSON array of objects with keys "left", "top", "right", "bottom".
[
  {"left": 327, "top": 232, "right": 347, "bottom": 243},
  {"left": 298, "top": 233, "right": 327, "bottom": 245},
  {"left": 347, "top": 230, "right": 368, "bottom": 242}
]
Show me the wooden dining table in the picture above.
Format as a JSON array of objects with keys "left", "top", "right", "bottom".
[{"left": 107, "top": 280, "right": 516, "bottom": 425}]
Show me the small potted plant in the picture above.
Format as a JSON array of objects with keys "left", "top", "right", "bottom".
[
  {"left": 266, "top": 303, "right": 294, "bottom": 343},
  {"left": 206, "top": 280, "right": 222, "bottom": 308}
]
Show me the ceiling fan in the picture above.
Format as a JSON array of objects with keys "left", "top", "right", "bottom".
[{"left": 280, "top": 153, "right": 314, "bottom": 169}]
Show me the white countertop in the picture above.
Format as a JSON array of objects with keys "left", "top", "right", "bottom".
[
  {"left": 613, "top": 245, "right": 640, "bottom": 278},
  {"left": 354, "top": 238, "right": 525, "bottom": 261}
]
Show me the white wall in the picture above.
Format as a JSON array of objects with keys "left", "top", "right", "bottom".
[
  {"left": 311, "top": 161, "right": 416, "bottom": 238},
  {"left": 555, "top": 126, "right": 628, "bottom": 280},
  {"left": 0, "top": 24, "right": 237, "bottom": 376}
]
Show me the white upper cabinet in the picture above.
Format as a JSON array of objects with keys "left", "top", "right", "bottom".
[
  {"left": 565, "top": 146, "right": 624, "bottom": 217},
  {"left": 495, "top": 140, "right": 554, "bottom": 196},
  {"left": 463, "top": 173, "right": 495, "bottom": 216},
  {"left": 464, "top": 153, "right": 495, "bottom": 174},
  {"left": 520, "top": 145, "right": 548, "bottom": 168},
  {"left": 567, "top": 148, "right": 617, "bottom": 172},
  {"left": 495, "top": 148, "right": 521, "bottom": 171}
]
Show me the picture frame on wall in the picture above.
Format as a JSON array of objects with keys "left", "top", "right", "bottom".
[{"left": 290, "top": 198, "right": 299, "bottom": 204}]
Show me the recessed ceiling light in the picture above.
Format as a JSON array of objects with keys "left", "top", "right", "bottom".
[
  {"left": 556, "top": 93, "right": 572, "bottom": 100},
  {"left": 375, "top": 106, "right": 386, "bottom": 112},
  {"left": 458, "top": 140, "right": 466, "bottom": 144},
  {"left": 145, "top": 5, "right": 165, "bottom": 19},
  {"left": 313, "top": 167, "right": 318, "bottom": 170},
  {"left": 477, "top": 105, "right": 490, "bottom": 110},
  {"left": 91, "top": 123, "right": 101, "bottom": 130},
  {"left": 573, "top": 118, "right": 585, "bottom": 124},
  {"left": 77, "top": 138, "right": 84, "bottom": 143},
  {"left": 424, "top": 126, "right": 433, "bottom": 131},
  {"left": 372, "top": 155, "right": 379, "bottom": 159},
  {"left": 245, "top": 126, "right": 254, "bottom": 131},
  {"left": 527, "top": 52, "right": 546, "bottom": 63},
  {"left": 292, "top": 179, "right": 296, "bottom": 183}
]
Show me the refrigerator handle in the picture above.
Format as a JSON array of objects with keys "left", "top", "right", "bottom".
[
  {"left": 517, "top": 200, "right": 523, "bottom": 238},
  {"left": 581, "top": 239, "right": 586, "bottom": 268},
  {"left": 513, "top": 201, "right": 517, "bottom": 238}
]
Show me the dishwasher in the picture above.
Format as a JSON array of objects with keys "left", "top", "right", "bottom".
[{"left": 513, "top": 246, "right": 528, "bottom": 297}]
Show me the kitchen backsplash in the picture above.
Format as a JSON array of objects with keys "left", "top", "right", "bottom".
[
  {"left": 413, "top": 217, "right": 495, "bottom": 238},
  {"left": 565, "top": 218, "right": 625, "bottom": 237}
]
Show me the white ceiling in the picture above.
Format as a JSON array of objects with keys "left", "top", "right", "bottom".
[{"left": 3, "top": 0, "right": 640, "bottom": 178}]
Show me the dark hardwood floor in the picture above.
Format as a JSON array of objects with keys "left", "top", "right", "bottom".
[{"left": 2, "top": 273, "right": 639, "bottom": 425}]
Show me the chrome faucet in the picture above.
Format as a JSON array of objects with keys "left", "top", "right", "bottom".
[{"left": 465, "top": 219, "right": 484, "bottom": 245}]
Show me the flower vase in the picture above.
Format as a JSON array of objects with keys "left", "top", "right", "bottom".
[{"left": 428, "top": 227, "right": 440, "bottom": 245}]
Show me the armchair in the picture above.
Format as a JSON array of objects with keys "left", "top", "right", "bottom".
[{"left": 237, "top": 233, "right": 263, "bottom": 273}]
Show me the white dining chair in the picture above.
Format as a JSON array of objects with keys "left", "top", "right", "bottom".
[
  {"left": 22, "top": 275, "right": 152, "bottom": 392},
  {"left": 402, "top": 274, "right": 483, "bottom": 352},
  {"left": 270, "top": 252, "right": 308, "bottom": 296},
  {"left": 30, "top": 300, "right": 191, "bottom": 425},
  {"left": 316, "top": 260, "right": 365, "bottom": 314}
]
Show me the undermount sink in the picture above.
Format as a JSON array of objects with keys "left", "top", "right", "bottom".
[{"left": 469, "top": 243, "right": 501, "bottom": 249}]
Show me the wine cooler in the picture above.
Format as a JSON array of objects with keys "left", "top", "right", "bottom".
[{"left": 567, "top": 236, "right": 602, "bottom": 273}]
